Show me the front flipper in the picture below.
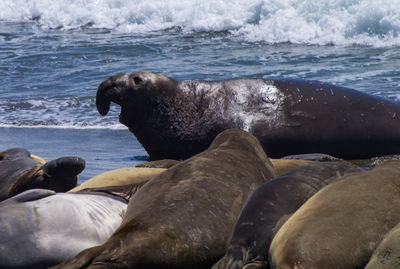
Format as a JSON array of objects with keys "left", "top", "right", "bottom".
[{"left": 1, "top": 189, "right": 56, "bottom": 204}]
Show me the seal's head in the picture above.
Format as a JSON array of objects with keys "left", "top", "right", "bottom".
[
  {"left": 96, "top": 72, "right": 217, "bottom": 160},
  {"left": 96, "top": 72, "right": 175, "bottom": 126}
]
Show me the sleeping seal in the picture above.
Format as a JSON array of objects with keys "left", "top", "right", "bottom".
[
  {"left": 212, "top": 161, "right": 362, "bottom": 269},
  {"left": 0, "top": 148, "right": 85, "bottom": 201},
  {"left": 269, "top": 161, "right": 400, "bottom": 269}
]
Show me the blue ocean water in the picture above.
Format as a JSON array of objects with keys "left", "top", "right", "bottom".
[{"left": 1, "top": 0, "right": 400, "bottom": 182}]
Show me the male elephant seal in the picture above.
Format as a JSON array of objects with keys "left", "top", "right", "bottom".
[
  {"left": 0, "top": 183, "right": 142, "bottom": 269},
  {"left": 96, "top": 72, "right": 400, "bottom": 160},
  {"left": 52, "top": 129, "right": 276, "bottom": 269},
  {"left": 0, "top": 148, "right": 85, "bottom": 201},
  {"left": 269, "top": 160, "right": 400, "bottom": 269},
  {"left": 212, "top": 161, "right": 362, "bottom": 269}
]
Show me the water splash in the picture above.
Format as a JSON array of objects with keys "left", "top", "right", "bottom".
[{"left": 1, "top": 0, "right": 400, "bottom": 46}]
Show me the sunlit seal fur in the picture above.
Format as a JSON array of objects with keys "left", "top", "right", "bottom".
[
  {"left": 0, "top": 148, "right": 85, "bottom": 201},
  {"left": 96, "top": 72, "right": 400, "bottom": 160},
  {"left": 212, "top": 161, "right": 362, "bottom": 269},
  {"left": 269, "top": 161, "right": 400, "bottom": 269},
  {"left": 68, "top": 167, "right": 165, "bottom": 192},
  {"left": 51, "top": 129, "right": 276, "bottom": 269},
  {"left": 269, "top": 159, "right": 314, "bottom": 176}
]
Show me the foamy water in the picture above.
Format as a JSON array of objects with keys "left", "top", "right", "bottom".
[
  {"left": 1, "top": 0, "right": 400, "bottom": 46},
  {"left": 1, "top": 0, "right": 399, "bottom": 130}
]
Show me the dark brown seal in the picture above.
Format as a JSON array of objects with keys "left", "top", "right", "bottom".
[
  {"left": 269, "top": 160, "right": 400, "bottom": 269},
  {"left": 0, "top": 148, "right": 85, "bottom": 201},
  {"left": 96, "top": 72, "right": 400, "bottom": 160},
  {"left": 51, "top": 129, "right": 276, "bottom": 269}
]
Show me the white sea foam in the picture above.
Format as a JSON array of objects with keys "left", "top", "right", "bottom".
[
  {"left": 1, "top": 0, "right": 399, "bottom": 46},
  {"left": 0, "top": 98, "right": 127, "bottom": 129}
]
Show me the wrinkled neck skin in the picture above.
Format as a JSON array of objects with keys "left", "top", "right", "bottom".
[
  {"left": 122, "top": 78, "right": 282, "bottom": 160},
  {"left": 121, "top": 79, "right": 231, "bottom": 160}
]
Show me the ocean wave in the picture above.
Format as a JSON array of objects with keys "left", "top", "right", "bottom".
[
  {"left": 0, "top": 98, "right": 127, "bottom": 129},
  {"left": 1, "top": 0, "right": 399, "bottom": 46}
]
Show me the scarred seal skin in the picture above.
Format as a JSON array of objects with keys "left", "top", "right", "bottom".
[
  {"left": 0, "top": 148, "right": 85, "bottom": 201},
  {"left": 211, "top": 161, "right": 362, "bottom": 269},
  {"left": 96, "top": 72, "right": 400, "bottom": 160},
  {"left": 269, "top": 160, "right": 400, "bottom": 269},
  {"left": 51, "top": 129, "right": 276, "bottom": 269}
]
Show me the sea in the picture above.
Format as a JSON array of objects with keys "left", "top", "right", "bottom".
[{"left": 1, "top": 0, "right": 400, "bottom": 183}]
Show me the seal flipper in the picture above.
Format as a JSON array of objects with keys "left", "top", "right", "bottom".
[
  {"left": 50, "top": 245, "right": 104, "bottom": 269},
  {"left": 1, "top": 189, "right": 56, "bottom": 204}
]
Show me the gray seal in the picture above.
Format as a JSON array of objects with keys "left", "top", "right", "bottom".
[
  {"left": 0, "top": 183, "right": 145, "bottom": 269},
  {"left": 96, "top": 72, "right": 400, "bottom": 160}
]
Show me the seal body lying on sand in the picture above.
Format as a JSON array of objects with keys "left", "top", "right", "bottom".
[
  {"left": 269, "top": 161, "right": 400, "bottom": 269},
  {"left": 0, "top": 186, "right": 133, "bottom": 269},
  {"left": 68, "top": 167, "right": 166, "bottom": 192},
  {"left": 0, "top": 148, "right": 85, "bottom": 201},
  {"left": 212, "top": 161, "right": 362, "bottom": 269},
  {"left": 52, "top": 129, "right": 276, "bottom": 269},
  {"left": 96, "top": 72, "right": 400, "bottom": 160}
]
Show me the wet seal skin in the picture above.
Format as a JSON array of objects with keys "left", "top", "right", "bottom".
[
  {"left": 51, "top": 129, "right": 276, "bottom": 269},
  {"left": 96, "top": 72, "right": 400, "bottom": 160}
]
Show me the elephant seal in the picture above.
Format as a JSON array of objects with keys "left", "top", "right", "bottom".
[
  {"left": 68, "top": 167, "right": 166, "bottom": 192},
  {"left": 96, "top": 72, "right": 400, "bottom": 160},
  {"left": 52, "top": 129, "right": 276, "bottom": 269},
  {"left": 135, "top": 159, "right": 180, "bottom": 168},
  {"left": 0, "top": 184, "right": 140, "bottom": 269},
  {"left": 281, "top": 153, "right": 341, "bottom": 162},
  {"left": 212, "top": 161, "right": 362, "bottom": 269},
  {"left": 269, "top": 160, "right": 400, "bottom": 269},
  {"left": 365, "top": 221, "right": 400, "bottom": 269},
  {"left": 0, "top": 148, "right": 85, "bottom": 201},
  {"left": 269, "top": 159, "right": 314, "bottom": 176}
]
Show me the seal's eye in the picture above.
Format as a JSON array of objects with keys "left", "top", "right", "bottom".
[{"left": 133, "top": 76, "right": 143, "bottom": 85}]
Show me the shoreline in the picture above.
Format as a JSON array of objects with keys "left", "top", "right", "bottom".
[{"left": 0, "top": 127, "right": 149, "bottom": 183}]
